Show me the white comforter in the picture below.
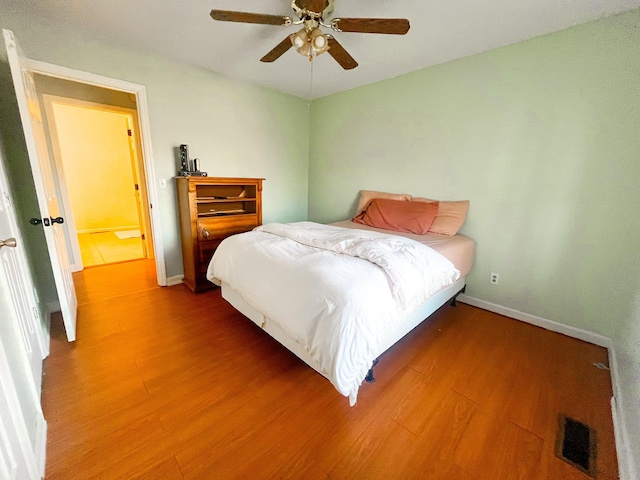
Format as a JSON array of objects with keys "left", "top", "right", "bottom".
[{"left": 206, "top": 222, "right": 460, "bottom": 405}]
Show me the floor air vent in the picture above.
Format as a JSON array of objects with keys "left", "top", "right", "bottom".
[{"left": 555, "top": 414, "right": 596, "bottom": 477}]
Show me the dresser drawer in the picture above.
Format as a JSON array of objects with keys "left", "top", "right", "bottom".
[{"left": 196, "top": 215, "right": 257, "bottom": 242}]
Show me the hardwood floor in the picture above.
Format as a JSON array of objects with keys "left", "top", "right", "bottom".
[{"left": 43, "top": 260, "right": 618, "bottom": 479}]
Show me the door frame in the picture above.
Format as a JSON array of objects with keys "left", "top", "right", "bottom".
[{"left": 25, "top": 59, "right": 167, "bottom": 286}]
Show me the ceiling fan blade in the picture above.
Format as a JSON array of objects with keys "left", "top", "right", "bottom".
[
  {"left": 327, "top": 37, "right": 358, "bottom": 70},
  {"left": 210, "top": 10, "right": 291, "bottom": 26},
  {"left": 260, "top": 36, "right": 294, "bottom": 63},
  {"left": 332, "top": 18, "right": 410, "bottom": 35}
]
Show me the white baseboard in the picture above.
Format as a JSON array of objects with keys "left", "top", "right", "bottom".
[
  {"left": 608, "top": 348, "right": 636, "bottom": 480},
  {"left": 165, "top": 275, "right": 184, "bottom": 287},
  {"left": 35, "top": 414, "right": 47, "bottom": 478},
  {"left": 457, "top": 294, "right": 612, "bottom": 348}
]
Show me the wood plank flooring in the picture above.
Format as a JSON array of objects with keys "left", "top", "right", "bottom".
[{"left": 42, "top": 260, "right": 618, "bottom": 479}]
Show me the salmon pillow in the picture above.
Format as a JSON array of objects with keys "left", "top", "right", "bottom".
[
  {"left": 353, "top": 198, "right": 439, "bottom": 235},
  {"left": 413, "top": 198, "right": 469, "bottom": 235},
  {"left": 355, "top": 190, "right": 412, "bottom": 215}
]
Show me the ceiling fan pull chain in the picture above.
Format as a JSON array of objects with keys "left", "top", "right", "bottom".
[{"left": 309, "top": 56, "right": 314, "bottom": 98}]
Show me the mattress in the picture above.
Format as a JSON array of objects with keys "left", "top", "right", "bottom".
[{"left": 331, "top": 220, "right": 475, "bottom": 277}]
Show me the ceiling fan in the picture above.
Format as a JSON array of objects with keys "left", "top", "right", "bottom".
[{"left": 210, "top": 0, "right": 410, "bottom": 70}]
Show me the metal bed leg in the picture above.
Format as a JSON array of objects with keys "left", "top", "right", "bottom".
[
  {"left": 450, "top": 285, "right": 466, "bottom": 307},
  {"left": 365, "top": 358, "right": 380, "bottom": 383},
  {"left": 365, "top": 283, "right": 467, "bottom": 385}
]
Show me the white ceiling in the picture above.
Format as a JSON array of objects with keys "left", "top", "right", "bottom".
[{"left": 7, "top": 0, "right": 640, "bottom": 99}]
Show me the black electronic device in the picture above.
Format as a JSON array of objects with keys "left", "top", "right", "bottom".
[
  {"left": 177, "top": 144, "right": 208, "bottom": 176},
  {"left": 179, "top": 144, "right": 189, "bottom": 173}
]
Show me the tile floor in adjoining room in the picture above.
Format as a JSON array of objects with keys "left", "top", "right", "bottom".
[{"left": 77, "top": 231, "right": 145, "bottom": 267}]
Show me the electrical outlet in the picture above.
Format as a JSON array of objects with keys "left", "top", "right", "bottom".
[{"left": 490, "top": 272, "right": 499, "bottom": 285}]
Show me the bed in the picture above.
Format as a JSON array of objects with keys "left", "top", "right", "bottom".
[{"left": 206, "top": 193, "right": 475, "bottom": 405}]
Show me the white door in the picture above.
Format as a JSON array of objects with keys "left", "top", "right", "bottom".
[
  {"left": 0, "top": 146, "right": 46, "bottom": 392},
  {"left": 0, "top": 139, "right": 47, "bottom": 479},
  {"left": 0, "top": 336, "right": 46, "bottom": 480},
  {"left": 3, "top": 29, "right": 78, "bottom": 342}
]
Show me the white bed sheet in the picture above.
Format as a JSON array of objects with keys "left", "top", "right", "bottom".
[{"left": 330, "top": 220, "right": 476, "bottom": 277}]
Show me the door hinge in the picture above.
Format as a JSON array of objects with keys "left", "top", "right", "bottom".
[
  {"left": 141, "top": 233, "right": 145, "bottom": 240},
  {"left": 134, "top": 184, "right": 139, "bottom": 191},
  {"left": 127, "top": 129, "right": 132, "bottom": 137}
]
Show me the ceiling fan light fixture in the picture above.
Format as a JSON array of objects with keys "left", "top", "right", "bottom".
[
  {"left": 311, "top": 28, "right": 327, "bottom": 49},
  {"left": 290, "top": 27, "right": 329, "bottom": 60},
  {"left": 290, "top": 28, "right": 308, "bottom": 49},
  {"left": 310, "top": 28, "right": 330, "bottom": 57}
]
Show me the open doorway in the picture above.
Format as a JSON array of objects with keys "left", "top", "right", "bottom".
[
  {"left": 29, "top": 72, "right": 163, "bottom": 280},
  {"left": 42, "top": 96, "right": 151, "bottom": 268}
]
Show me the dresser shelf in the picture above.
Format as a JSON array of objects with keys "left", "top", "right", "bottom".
[{"left": 176, "top": 176, "right": 264, "bottom": 292}]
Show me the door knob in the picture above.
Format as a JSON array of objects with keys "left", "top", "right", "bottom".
[
  {"left": 50, "top": 216, "right": 64, "bottom": 224},
  {"left": 0, "top": 238, "right": 17, "bottom": 249}
]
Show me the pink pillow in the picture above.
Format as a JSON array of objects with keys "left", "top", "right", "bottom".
[
  {"left": 413, "top": 198, "right": 469, "bottom": 235},
  {"left": 356, "top": 190, "right": 412, "bottom": 215},
  {"left": 353, "top": 198, "right": 439, "bottom": 235}
]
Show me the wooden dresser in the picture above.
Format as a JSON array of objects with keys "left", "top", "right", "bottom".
[{"left": 176, "top": 176, "right": 263, "bottom": 292}]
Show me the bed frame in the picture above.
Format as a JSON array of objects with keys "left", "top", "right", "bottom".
[{"left": 220, "top": 276, "right": 467, "bottom": 388}]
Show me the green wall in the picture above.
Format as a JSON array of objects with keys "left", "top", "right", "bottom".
[
  {"left": 309, "top": 9, "right": 640, "bottom": 472},
  {"left": 310, "top": 10, "right": 640, "bottom": 337},
  {"left": 0, "top": 6, "right": 310, "bottom": 287}
]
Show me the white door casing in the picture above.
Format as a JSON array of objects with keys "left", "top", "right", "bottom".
[{"left": 3, "top": 28, "right": 78, "bottom": 342}]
